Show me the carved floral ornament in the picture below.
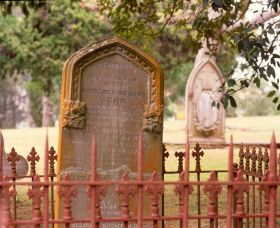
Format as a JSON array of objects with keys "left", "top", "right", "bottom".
[
  {"left": 142, "top": 104, "right": 164, "bottom": 134},
  {"left": 62, "top": 100, "right": 86, "bottom": 129},
  {"left": 61, "top": 36, "right": 163, "bottom": 133}
]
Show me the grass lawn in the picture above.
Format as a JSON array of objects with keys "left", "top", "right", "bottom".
[
  {"left": 164, "top": 115, "right": 280, "bottom": 144},
  {"left": 2, "top": 115, "right": 279, "bottom": 174}
]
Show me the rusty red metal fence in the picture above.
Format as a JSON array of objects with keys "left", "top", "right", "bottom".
[
  {"left": 0, "top": 131, "right": 279, "bottom": 227},
  {"left": 163, "top": 139, "right": 279, "bottom": 228}
]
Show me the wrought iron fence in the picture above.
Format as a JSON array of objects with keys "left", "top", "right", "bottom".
[
  {"left": 162, "top": 141, "right": 278, "bottom": 228},
  {"left": 0, "top": 131, "right": 279, "bottom": 228}
]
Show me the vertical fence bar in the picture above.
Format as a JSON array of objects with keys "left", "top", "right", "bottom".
[
  {"left": 0, "top": 131, "right": 3, "bottom": 225},
  {"left": 8, "top": 148, "right": 19, "bottom": 223},
  {"left": 49, "top": 146, "right": 57, "bottom": 225},
  {"left": 90, "top": 134, "right": 97, "bottom": 228},
  {"left": 43, "top": 131, "right": 49, "bottom": 227},
  {"left": 263, "top": 146, "right": 270, "bottom": 226},
  {"left": 0, "top": 131, "right": 2, "bottom": 178},
  {"left": 1, "top": 176, "right": 16, "bottom": 227},
  {"left": 137, "top": 132, "right": 143, "bottom": 228},
  {"left": 257, "top": 146, "right": 263, "bottom": 227},
  {"left": 116, "top": 172, "right": 136, "bottom": 228},
  {"left": 268, "top": 132, "right": 277, "bottom": 228},
  {"left": 197, "top": 173, "right": 201, "bottom": 228},
  {"left": 244, "top": 146, "right": 250, "bottom": 228},
  {"left": 226, "top": 136, "right": 234, "bottom": 228},
  {"left": 13, "top": 173, "right": 16, "bottom": 223},
  {"left": 233, "top": 170, "right": 249, "bottom": 228},
  {"left": 215, "top": 171, "right": 219, "bottom": 228},
  {"left": 192, "top": 143, "right": 203, "bottom": 228},
  {"left": 232, "top": 163, "right": 238, "bottom": 228},
  {"left": 182, "top": 134, "right": 190, "bottom": 228},
  {"left": 58, "top": 174, "right": 77, "bottom": 227},
  {"left": 203, "top": 171, "right": 221, "bottom": 228},
  {"left": 161, "top": 144, "right": 166, "bottom": 228},
  {"left": 27, "top": 175, "right": 43, "bottom": 228},
  {"left": 251, "top": 147, "right": 257, "bottom": 228},
  {"left": 144, "top": 172, "right": 163, "bottom": 228}
]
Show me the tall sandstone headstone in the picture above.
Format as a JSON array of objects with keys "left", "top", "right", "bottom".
[
  {"left": 185, "top": 58, "right": 225, "bottom": 145},
  {"left": 57, "top": 36, "right": 164, "bottom": 227}
]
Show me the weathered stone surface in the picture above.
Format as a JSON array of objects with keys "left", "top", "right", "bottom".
[
  {"left": 196, "top": 91, "right": 218, "bottom": 128},
  {"left": 186, "top": 58, "right": 225, "bottom": 144},
  {"left": 57, "top": 36, "right": 163, "bottom": 227}
]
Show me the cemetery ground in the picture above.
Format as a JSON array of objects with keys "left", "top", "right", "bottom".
[{"left": 2, "top": 115, "right": 280, "bottom": 227}]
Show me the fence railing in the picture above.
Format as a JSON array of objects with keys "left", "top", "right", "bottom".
[
  {"left": 162, "top": 139, "right": 279, "bottom": 227},
  {"left": 0, "top": 131, "right": 279, "bottom": 227}
]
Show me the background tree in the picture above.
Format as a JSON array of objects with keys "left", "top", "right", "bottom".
[
  {"left": 96, "top": 0, "right": 280, "bottom": 110},
  {"left": 1, "top": 0, "right": 280, "bottom": 127},
  {"left": 0, "top": 0, "right": 111, "bottom": 126}
]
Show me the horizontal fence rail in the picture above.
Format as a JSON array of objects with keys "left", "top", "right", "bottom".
[{"left": 0, "top": 131, "right": 279, "bottom": 228}]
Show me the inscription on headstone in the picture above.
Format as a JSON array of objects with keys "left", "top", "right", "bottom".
[
  {"left": 57, "top": 36, "right": 163, "bottom": 227},
  {"left": 186, "top": 58, "right": 225, "bottom": 144}
]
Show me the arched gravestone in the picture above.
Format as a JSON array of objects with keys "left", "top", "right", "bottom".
[
  {"left": 56, "top": 36, "right": 163, "bottom": 227},
  {"left": 0, "top": 133, "right": 29, "bottom": 178},
  {"left": 185, "top": 58, "right": 225, "bottom": 145},
  {"left": 3, "top": 153, "right": 29, "bottom": 177}
]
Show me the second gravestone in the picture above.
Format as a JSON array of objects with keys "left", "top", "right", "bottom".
[
  {"left": 56, "top": 36, "right": 164, "bottom": 227},
  {"left": 185, "top": 58, "right": 225, "bottom": 145}
]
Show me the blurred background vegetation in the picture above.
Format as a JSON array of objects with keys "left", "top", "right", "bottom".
[{"left": 0, "top": 0, "right": 279, "bottom": 129}]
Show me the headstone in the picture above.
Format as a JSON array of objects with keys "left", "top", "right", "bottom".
[
  {"left": 185, "top": 58, "right": 225, "bottom": 145},
  {"left": 57, "top": 36, "right": 164, "bottom": 227},
  {"left": 0, "top": 133, "right": 29, "bottom": 178},
  {"left": 3, "top": 153, "right": 29, "bottom": 178}
]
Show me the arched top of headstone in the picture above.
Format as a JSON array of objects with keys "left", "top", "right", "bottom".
[
  {"left": 62, "top": 36, "right": 163, "bottom": 103},
  {"left": 186, "top": 58, "right": 224, "bottom": 93}
]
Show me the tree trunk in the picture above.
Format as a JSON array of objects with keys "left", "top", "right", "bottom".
[{"left": 42, "top": 95, "right": 50, "bottom": 127}]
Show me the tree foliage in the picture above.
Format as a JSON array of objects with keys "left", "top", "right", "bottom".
[
  {"left": 1, "top": 0, "right": 280, "bottom": 126},
  {"left": 0, "top": 0, "right": 45, "bottom": 16},
  {"left": 98, "top": 0, "right": 280, "bottom": 110},
  {"left": 0, "top": 0, "right": 112, "bottom": 126},
  {"left": 0, "top": 0, "right": 204, "bottom": 120}
]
